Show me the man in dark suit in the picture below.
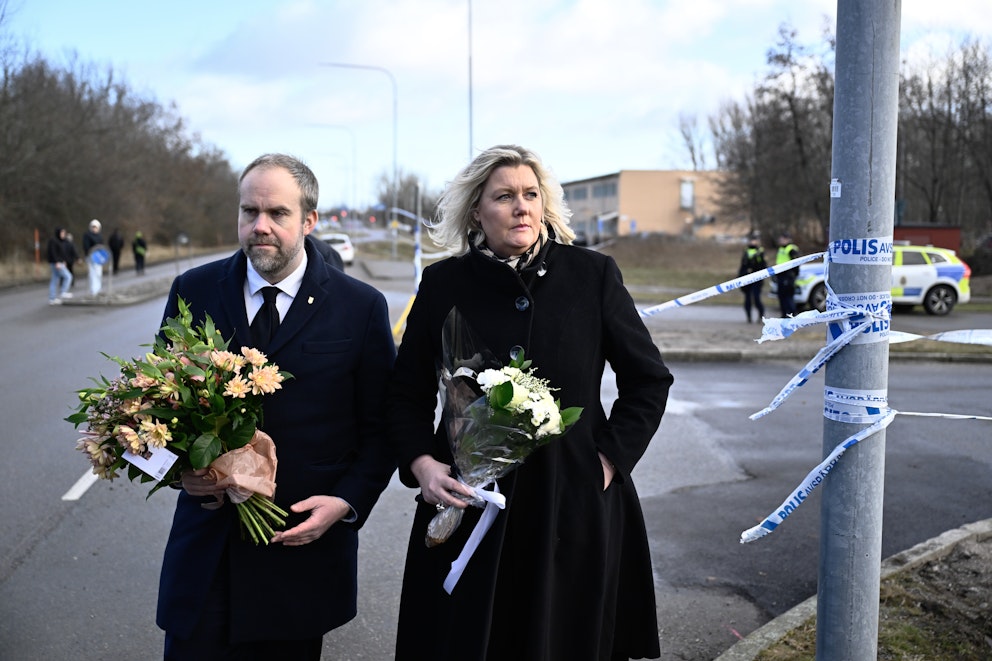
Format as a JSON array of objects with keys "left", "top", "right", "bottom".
[{"left": 156, "top": 153, "right": 396, "bottom": 660}]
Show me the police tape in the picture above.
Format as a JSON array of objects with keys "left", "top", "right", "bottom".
[
  {"left": 889, "top": 329, "right": 992, "bottom": 346},
  {"left": 638, "top": 252, "right": 827, "bottom": 317},
  {"left": 739, "top": 411, "right": 896, "bottom": 543},
  {"left": 740, "top": 407, "right": 992, "bottom": 543}
]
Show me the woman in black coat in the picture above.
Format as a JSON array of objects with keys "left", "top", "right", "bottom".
[{"left": 387, "top": 145, "right": 673, "bottom": 660}]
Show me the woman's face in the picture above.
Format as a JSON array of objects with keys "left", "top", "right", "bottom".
[{"left": 474, "top": 164, "right": 543, "bottom": 258}]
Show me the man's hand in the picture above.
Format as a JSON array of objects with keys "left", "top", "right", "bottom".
[
  {"left": 270, "top": 496, "right": 350, "bottom": 547},
  {"left": 181, "top": 468, "right": 227, "bottom": 499}
]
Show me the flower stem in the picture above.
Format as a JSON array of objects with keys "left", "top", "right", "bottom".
[{"left": 235, "top": 494, "right": 288, "bottom": 544}]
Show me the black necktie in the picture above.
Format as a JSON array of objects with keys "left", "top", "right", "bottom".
[{"left": 250, "top": 286, "right": 281, "bottom": 349}]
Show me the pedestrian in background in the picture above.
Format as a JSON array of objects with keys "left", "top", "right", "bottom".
[
  {"left": 82, "top": 219, "right": 106, "bottom": 296},
  {"left": 132, "top": 230, "right": 147, "bottom": 275},
  {"left": 108, "top": 228, "right": 125, "bottom": 274},
  {"left": 62, "top": 231, "right": 79, "bottom": 290},
  {"left": 46, "top": 227, "right": 73, "bottom": 305},
  {"left": 738, "top": 231, "right": 766, "bottom": 323}
]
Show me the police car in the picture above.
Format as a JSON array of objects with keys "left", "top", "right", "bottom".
[{"left": 789, "top": 244, "right": 972, "bottom": 315}]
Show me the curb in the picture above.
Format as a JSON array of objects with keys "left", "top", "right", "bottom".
[
  {"left": 58, "top": 277, "right": 174, "bottom": 307},
  {"left": 714, "top": 518, "right": 992, "bottom": 660}
]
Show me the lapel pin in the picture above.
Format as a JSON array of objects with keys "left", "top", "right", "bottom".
[{"left": 308, "top": 296, "right": 314, "bottom": 304}]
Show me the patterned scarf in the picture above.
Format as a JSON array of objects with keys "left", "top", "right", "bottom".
[{"left": 477, "top": 233, "right": 546, "bottom": 272}]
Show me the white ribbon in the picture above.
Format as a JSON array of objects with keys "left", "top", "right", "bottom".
[{"left": 442, "top": 482, "right": 506, "bottom": 594}]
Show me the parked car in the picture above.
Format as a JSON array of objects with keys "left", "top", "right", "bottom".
[
  {"left": 782, "top": 244, "right": 971, "bottom": 315},
  {"left": 318, "top": 232, "right": 355, "bottom": 266}
]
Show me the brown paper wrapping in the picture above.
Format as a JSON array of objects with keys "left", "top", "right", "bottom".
[{"left": 206, "top": 429, "right": 278, "bottom": 504}]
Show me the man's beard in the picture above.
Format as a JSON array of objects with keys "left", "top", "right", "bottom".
[{"left": 244, "top": 235, "right": 303, "bottom": 278}]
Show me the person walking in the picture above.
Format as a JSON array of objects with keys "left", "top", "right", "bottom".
[
  {"left": 46, "top": 227, "right": 73, "bottom": 305},
  {"left": 739, "top": 232, "right": 767, "bottom": 322},
  {"left": 156, "top": 153, "right": 396, "bottom": 661},
  {"left": 62, "top": 231, "right": 80, "bottom": 290},
  {"left": 387, "top": 145, "right": 672, "bottom": 660},
  {"left": 775, "top": 231, "right": 801, "bottom": 316},
  {"left": 82, "top": 219, "right": 106, "bottom": 296},
  {"left": 131, "top": 231, "right": 147, "bottom": 275},
  {"left": 108, "top": 228, "right": 125, "bottom": 274}
]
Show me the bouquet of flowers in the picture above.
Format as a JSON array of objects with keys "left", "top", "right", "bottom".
[
  {"left": 66, "top": 297, "right": 292, "bottom": 545},
  {"left": 426, "top": 307, "right": 582, "bottom": 548}
]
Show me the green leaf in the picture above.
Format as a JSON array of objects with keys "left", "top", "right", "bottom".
[
  {"left": 560, "top": 406, "right": 583, "bottom": 428},
  {"left": 190, "top": 433, "right": 222, "bottom": 469},
  {"left": 226, "top": 422, "right": 256, "bottom": 450},
  {"left": 488, "top": 381, "right": 514, "bottom": 409},
  {"left": 65, "top": 412, "right": 89, "bottom": 425}
]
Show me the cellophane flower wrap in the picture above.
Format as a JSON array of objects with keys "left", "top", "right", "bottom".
[
  {"left": 66, "top": 297, "right": 292, "bottom": 545},
  {"left": 426, "top": 307, "right": 582, "bottom": 547}
]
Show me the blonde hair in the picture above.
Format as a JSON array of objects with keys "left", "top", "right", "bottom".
[{"left": 428, "top": 144, "right": 574, "bottom": 254}]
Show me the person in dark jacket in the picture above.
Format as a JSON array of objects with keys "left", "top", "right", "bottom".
[
  {"left": 108, "top": 228, "right": 125, "bottom": 274},
  {"left": 775, "top": 232, "right": 801, "bottom": 316},
  {"left": 46, "top": 227, "right": 73, "bottom": 304},
  {"left": 387, "top": 144, "right": 673, "bottom": 660},
  {"left": 738, "top": 232, "right": 767, "bottom": 322},
  {"left": 62, "top": 231, "right": 80, "bottom": 289},
  {"left": 131, "top": 231, "right": 147, "bottom": 275},
  {"left": 156, "top": 153, "right": 396, "bottom": 660}
]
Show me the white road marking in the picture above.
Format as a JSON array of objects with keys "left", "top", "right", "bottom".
[{"left": 62, "top": 471, "right": 99, "bottom": 501}]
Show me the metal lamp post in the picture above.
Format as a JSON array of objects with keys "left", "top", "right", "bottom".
[{"left": 318, "top": 62, "right": 398, "bottom": 232}]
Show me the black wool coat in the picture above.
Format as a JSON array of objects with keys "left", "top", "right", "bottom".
[
  {"left": 388, "top": 241, "right": 673, "bottom": 660},
  {"left": 155, "top": 241, "right": 396, "bottom": 642}
]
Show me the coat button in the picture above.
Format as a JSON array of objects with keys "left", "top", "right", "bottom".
[{"left": 515, "top": 296, "right": 530, "bottom": 311}]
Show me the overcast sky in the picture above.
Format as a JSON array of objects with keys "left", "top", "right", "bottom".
[{"left": 6, "top": 0, "right": 990, "bottom": 209}]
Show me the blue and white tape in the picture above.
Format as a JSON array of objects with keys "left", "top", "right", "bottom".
[
  {"left": 823, "top": 386, "right": 889, "bottom": 424},
  {"left": 740, "top": 411, "right": 896, "bottom": 543},
  {"left": 639, "top": 252, "right": 827, "bottom": 317},
  {"left": 827, "top": 236, "right": 894, "bottom": 265},
  {"left": 741, "top": 407, "right": 992, "bottom": 543}
]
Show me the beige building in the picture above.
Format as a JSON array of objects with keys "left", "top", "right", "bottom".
[{"left": 561, "top": 170, "right": 736, "bottom": 241}]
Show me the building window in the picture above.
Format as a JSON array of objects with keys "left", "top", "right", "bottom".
[
  {"left": 680, "top": 179, "right": 695, "bottom": 210},
  {"left": 566, "top": 186, "right": 588, "bottom": 201},
  {"left": 592, "top": 181, "right": 617, "bottom": 198}
]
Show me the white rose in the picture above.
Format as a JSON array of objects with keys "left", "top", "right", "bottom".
[{"left": 477, "top": 369, "right": 510, "bottom": 391}]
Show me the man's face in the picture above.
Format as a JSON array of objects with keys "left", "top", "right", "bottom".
[{"left": 238, "top": 166, "right": 317, "bottom": 283}]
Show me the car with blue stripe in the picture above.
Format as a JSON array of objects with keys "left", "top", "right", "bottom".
[{"left": 788, "top": 244, "right": 972, "bottom": 315}]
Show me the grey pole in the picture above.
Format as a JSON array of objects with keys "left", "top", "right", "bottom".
[{"left": 817, "top": 1, "right": 901, "bottom": 659}]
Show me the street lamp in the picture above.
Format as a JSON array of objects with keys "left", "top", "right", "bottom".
[
  {"left": 318, "top": 62, "right": 398, "bottom": 230},
  {"left": 306, "top": 123, "right": 358, "bottom": 210}
]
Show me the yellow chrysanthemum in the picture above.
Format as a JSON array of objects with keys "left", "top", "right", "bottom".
[
  {"left": 139, "top": 418, "right": 172, "bottom": 448},
  {"left": 241, "top": 346, "right": 268, "bottom": 367},
  {"left": 210, "top": 350, "right": 245, "bottom": 373},
  {"left": 223, "top": 375, "right": 251, "bottom": 399},
  {"left": 116, "top": 425, "right": 143, "bottom": 453},
  {"left": 248, "top": 365, "right": 284, "bottom": 395}
]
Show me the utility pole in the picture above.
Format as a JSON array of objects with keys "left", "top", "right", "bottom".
[{"left": 817, "top": 1, "right": 901, "bottom": 659}]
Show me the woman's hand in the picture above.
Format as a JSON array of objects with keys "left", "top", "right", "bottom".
[
  {"left": 598, "top": 452, "right": 616, "bottom": 491},
  {"left": 410, "top": 454, "right": 475, "bottom": 509}
]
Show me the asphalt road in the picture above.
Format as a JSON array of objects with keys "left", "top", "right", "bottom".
[{"left": 1, "top": 254, "right": 990, "bottom": 660}]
